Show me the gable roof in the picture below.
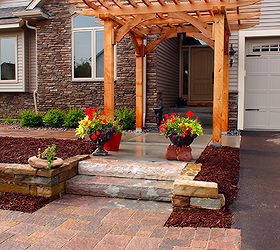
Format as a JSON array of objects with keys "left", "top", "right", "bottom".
[{"left": 0, "top": 7, "right": 25, "bottom": 27}]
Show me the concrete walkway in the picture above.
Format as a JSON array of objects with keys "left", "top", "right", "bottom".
[
  {"left": 0, "top": 195, "right": 241, "bottom": 250},
  {"left": 232, "top": 132, "right": 280, "bottom": 250}
]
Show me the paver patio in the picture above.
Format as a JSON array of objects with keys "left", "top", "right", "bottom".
[
  {"left": 0, "top": 125, "right": 242, "bottom": 249},
  {"left": 0, "top": 195, "right": 241, "bottom": 250}
]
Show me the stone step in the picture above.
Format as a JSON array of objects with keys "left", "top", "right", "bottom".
[
  {"left": 66, "top": 175, "right": 173, "bottom": 202},
  {"left": 78, "top": 158, "right": 185, "bottom": 181}
]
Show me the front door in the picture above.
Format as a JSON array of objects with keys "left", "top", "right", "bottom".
[{"left": 189, "top": 47, "right": 214, "bottom": 102}]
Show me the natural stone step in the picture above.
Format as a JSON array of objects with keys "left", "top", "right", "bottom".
[
  {"left": 78, "top": 158, "right": 185, "bottom": 181},
  {"left": 66, "top": 175, "right": 174, "bottom": 202}
]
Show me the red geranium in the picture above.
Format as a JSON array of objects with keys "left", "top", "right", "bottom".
[{"left": 186, "top": 111, "right": 194, "bottom": 118}]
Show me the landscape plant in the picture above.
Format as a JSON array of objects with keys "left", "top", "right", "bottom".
[
  {"left": 76, "top": 108, "right": 122, "bottom": 140},
  {"left": 43, "top": 109, "right": 65, "bottom": 128},
  {"left": 159, "top": 111, "right": 203, "bottom": 140},
  {"left": 19, "top": 110, "right": 44, "bottom": 127},
  {"left": 64, "top": 108, "right": 84, "bottom": 128},
  {"left": 3, "top": 117, "right": 14, "bottom": 124},
  {"left": 115, "top": 107, "right": 135, "bottom": 130},
  {"left": 38, "top": 144, "right": 57, "bottom": 170}
]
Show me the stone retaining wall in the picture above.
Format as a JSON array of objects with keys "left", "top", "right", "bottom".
[
  {"left": 0, "top": 155, "right": 88, "bottom": 199},
  {"left": 172, "top": 163, "right": 225, "bottom": 211}
]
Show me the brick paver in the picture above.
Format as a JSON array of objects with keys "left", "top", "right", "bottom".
[{"left": 0, "top": 195, "right": 241, "bottom": 249}]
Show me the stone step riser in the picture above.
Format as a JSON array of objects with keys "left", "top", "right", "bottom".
[
  {"left": 66, "top": 175, "right": 173, "bottom": 202},
  {"left": 78, "top": 160, "right": 185, "bottom": 181}
]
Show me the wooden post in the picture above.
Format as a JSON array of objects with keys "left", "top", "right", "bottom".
[
  {"left": 103, "top": 19, "right": 115, "bottom": 118},
  {"left": 136, "top": 38, "right": 144, "bottom": 131},
  {"left": 222, "top": 31, "right": 230, "bottom": 132},
  {"left": 212, "top": 14, "right": 225, "bottom": 144}
]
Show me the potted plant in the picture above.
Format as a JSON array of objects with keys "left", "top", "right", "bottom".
[
  {"left": 104, "top": 107, "right": 135, "bottom": 151},
  {"left": 75, "top": 108, "right": 122, "bottom": 156},
  {"left": 159, "top": 111, "right": 203, "bottom": 161},
  {"left": 28, "top": 144, "right": 63, "bottom": 170}
]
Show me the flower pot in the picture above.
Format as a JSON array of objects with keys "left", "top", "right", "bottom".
[
  {"left": 104, "top": 132, "right": 122, "bottom": 151},
  {"left": 169, "top": 134, "right": 198, "bottom": 147},
  {"left": 28, "top": 156, "right": 64, "bottom": 170},
  {"left": 89, "top": 131, "right": 115, "bottom": 156}
]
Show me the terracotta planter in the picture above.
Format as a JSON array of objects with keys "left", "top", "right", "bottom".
[
  {"left": 28, "top": 156, "right": 64, "bottom": 169},
  {"left": 104, "top": 132, "right": 122, "bottom": 151}
]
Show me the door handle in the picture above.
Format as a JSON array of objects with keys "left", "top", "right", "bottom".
[{"left": 245, "top": 109, "right": 260, "bottom": 111}]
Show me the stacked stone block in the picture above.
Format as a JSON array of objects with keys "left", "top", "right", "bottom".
[
  {"left": 172, "top": 163, "right": 225, "bottom": 211},
  {"left": 0, "top": 155, "right": 88, "bottom": 199}
]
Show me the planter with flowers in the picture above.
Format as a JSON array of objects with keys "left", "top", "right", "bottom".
[
  {"left": 159, "top": 111, "right": 203, "bottom": 161},
  {"left": 75, "top": 108, "right": 122, "bottom": 156}
]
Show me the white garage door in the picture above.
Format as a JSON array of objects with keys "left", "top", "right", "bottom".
[{"left": 245, "top": 37, "right": 280, "bottom": 130}]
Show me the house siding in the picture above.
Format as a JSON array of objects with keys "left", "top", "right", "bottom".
[{"left": 156, "top": 37, "right": 180, "bottom": 114}]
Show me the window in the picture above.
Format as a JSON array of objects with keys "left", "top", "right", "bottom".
[
  {"left": 252, "top": 43, "right": 280, "bottom": 53},
  {"left": 0, "top": 37, "right": 17, "bottom": 82},
  {"left": 72, "top": 15, "right": 104, "bottom": 80}
]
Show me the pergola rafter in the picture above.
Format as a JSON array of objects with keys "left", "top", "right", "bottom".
[{"left": 69, "top": 0, "right": 261, "bottom": 144}]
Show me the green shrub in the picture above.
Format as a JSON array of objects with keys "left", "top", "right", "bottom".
[
  {"left": 64, "top": 108, "right": 85, "bottom": 128},
  {"left": 115, "top": 107, "right": 136, "bottom": 130},
  {"left": 4, "top": 116, "right": 14, "bottom": 124},
  {"left": 43, "top": 109, "right": 66, "bottom": 128},
  {"left": 19, "top": 110, "right": 44, "bottom": 127}
]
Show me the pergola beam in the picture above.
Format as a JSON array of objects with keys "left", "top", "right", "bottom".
[{"left": 78, "top": 0, "right": 261, "bottom": 17}]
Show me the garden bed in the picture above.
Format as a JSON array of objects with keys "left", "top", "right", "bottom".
[
  {"left": 0, "top": 192, "right": 52, "bottom": 213},
  {"left": 165, "top": 146, "right": 240, "bottom": 228},
  {"left": 0, "top": 137, "right": 95, "bottom": 164}
]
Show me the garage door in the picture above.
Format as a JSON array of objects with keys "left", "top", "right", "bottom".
[{"left": 244, "top": 37, "right": 280, "bottom": 130}]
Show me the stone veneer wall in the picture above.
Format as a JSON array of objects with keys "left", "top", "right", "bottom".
[
  {"left": 0, "top": 93, "right": 34, "bottom": 118},
  {"left": 229, "top": 92, "right": 238, "bottom": 129},
  {"left": 0, "top": 0, "right": 159, "bottom": 125}
]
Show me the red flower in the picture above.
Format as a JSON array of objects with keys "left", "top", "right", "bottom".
[
  {"left": 86, "top": 108, "right": 93, "bottom": 116},
  {"left": 164, "top": 114, "right": 169, "bottom": 119},
  {"left": 188, "top": 126, "right": 192, "bottom": 130},
  {"left": 101, "top": 111, "right": 106, "bottom": 115},
  {"left": 186, "top": 111, "right": 194, "bottom": 118},
  {"left": 96, "top": 131, "right": 100, "bottom": 136},
  {"left": 103, "top": 119, "right": 108, "bottom": 124},
  {"left": 88, "top": 115, "right": 93, "bottom": 121},
  {"left": 84, "top": 121, "right": 88, "bottom": 126},
  {"left": 91, "top": 134, "right": 97, "bottom": 140}
]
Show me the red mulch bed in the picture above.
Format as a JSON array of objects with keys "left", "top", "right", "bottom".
[
  {"left": 165, "top": 145, "right": 240, "bottom": 228},
  {"left": 0, "top": 137, "right": 95, "bottom": 213},
  {"left": 0, "top": 192, "right": 52, "bottom": 213},
  {"left": 0, "top": 136, "right": 95, "bottom": 164}
]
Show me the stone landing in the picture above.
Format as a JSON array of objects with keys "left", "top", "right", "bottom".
[{"left": 66, "top": 158, "right": 186, "bottom": 202}]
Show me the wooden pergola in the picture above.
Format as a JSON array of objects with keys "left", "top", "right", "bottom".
[{"left": 69, "top": 0, "right": 261, "bottom": 144}]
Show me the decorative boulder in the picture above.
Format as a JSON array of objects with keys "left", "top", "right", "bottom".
[
  {"left": 28, "top": 156, "right": 64, "bottom": 170},
  {"left": 176, "top": 146, "right": 192, "bottom": 162},
  {"left": 165, "top": 144, "right": 178, "bottom": 160}
]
